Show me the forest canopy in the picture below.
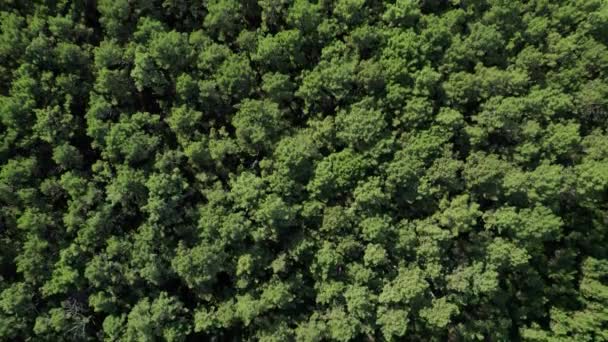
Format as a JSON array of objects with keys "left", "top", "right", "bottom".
[{"left": 1, "top": 0, "right": 608, "bottom": 341}]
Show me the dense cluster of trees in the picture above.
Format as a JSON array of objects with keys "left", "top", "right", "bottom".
[{"left": 1, "top": 0, "right": 608, "bottom": 340}]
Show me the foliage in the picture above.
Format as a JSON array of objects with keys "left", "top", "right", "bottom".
[{"left": 1, "top": 0, "right": 608, "bottom": 340}]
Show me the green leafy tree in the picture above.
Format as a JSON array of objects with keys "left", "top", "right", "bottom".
[{"left": 1, "top": 1, "right": 608, "bottom": 341}]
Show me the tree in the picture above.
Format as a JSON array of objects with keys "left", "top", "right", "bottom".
[
  {"left": 1, "top": 1, "right": 608, "bottom": 341},
  {"left": 232, "top": 99, "right": 285, "bottom": 153},
  {"left": 125, "top": 292, "right": 191, "bottom": 342}
]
